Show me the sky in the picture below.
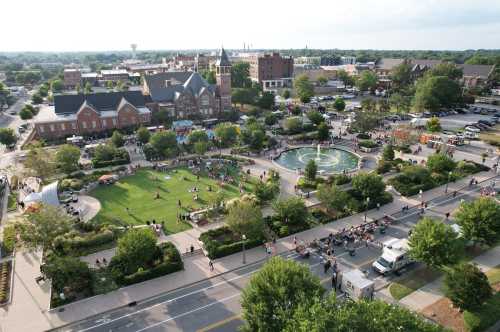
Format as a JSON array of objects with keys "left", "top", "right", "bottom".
[{"left": 2, "top": 0, "right": 500, "bottom": 52}]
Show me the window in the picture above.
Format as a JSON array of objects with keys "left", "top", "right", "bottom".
[
  {"left": 92, "top": 121, "right": 97, "bottom": 129},
  {"left": 201, "top": 95, "right": 209, "bottom": 106},
  {"left": 102, "top": 119, "right": 107, "bottom": 126},
  {"left": 112, "top": 118, "right": 117, "bottom": 126},
  {"left": 39, "top": 125, "right": 44, "bottom": 133},
  {"left": 50, "top": 125, "right": 55, "bottom": 132},
  {"left": 72, "top": 122, "right": 76, "bottom": 129},
  {"left": 82, "top": 121, "right": 87, "bottom": 129},
  {"left": 61, "top": 123, "right": 65, "bottom": 130}
]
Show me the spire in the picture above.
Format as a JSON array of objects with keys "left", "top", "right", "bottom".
[{"left": 216, "top": 48, "right": 231, "bottom": 67}]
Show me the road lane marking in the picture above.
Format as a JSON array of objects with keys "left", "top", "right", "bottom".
[
  {"left": 134, "top": 293, "right": 241, "bottom": 332},
  {"left": 78, "top": 270, "right": 258, "bottom": 332},
  {"left": 196, "top": 314, "right": 241, "bottom": 332}
]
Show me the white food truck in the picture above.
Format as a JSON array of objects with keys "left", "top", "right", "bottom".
[
  {"left": 372, "top": 238, "right": 412, "bottom": 275},
  {"left": 339, "top": 269, "right": 375, "bottom": 300}
]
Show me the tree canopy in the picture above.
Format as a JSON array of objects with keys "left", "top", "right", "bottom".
[
  {"left": 0, "top": 128, "right": 17, "bottom": 146},
  {"left": 294, "top": 74, "right": 314, "bottom": 103},
  {"left": 226, "top": 200, "right": 263, "bottom": 240},
  {"left": 351, "top": 172, "right": 386, "bottom": 201},
  {"left": 111, "top": 130, "right": 125, "bottom": 147},
  {"left": 231, "top": 62, "right": 252, "bottom": 88},
  {"left": 356, "top": 71, "right": 377, "bottom": 91},
  {"left": 214, "top": 123, "right": 239, "bottom": 147},
  {"left": 272, "top": 197, "right": 309, "bottom": 226},
  {"left": 136, "top": 126, "right": 151, "bottom": 144},
  {"left": 304, "top": 159, "right": 317, "bottom": 182},
  {"left": 56, "top": 144, "right": 81, "bottom": 174},
  {"left": 414, "top": 76, "right": 462, "bottom": 112},
  {"left": 454, "top": 197, "right": 500, "bottom": 246},
  {"left": 111, "top": 228, "right": 158, "bottom": 276},
  {"left": 150, "top": 130, "right": 178, "bottom": 157}
]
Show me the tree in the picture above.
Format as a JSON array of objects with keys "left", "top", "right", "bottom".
[
  {"left": 241, "top": 257, "right": 324, "bottom": 332},
  {"left": 426, "top": 117, "right": 441, "bottom": 132},
  {"left": 455, "top": 197, "right": 500, "bottom": 246},
  {"left": 17, "top": 204, "right": 73, "bottom": 252},
  {"left": 136, "top": 126, "right": 151, "bottom": 144},
  {"left": 351, "top": 111, "right": 381, "bottom": 133},
  {"left": 382, "top": 144, "right": 395, "bottom": 161},
  {"left": 106, "top": 80, "right": 114, "bottom": 91},
  {"left": 42, "top": 256, "right": 91, "bottom": 294},
  {"left": 150, "top": 130, "right": 178, "bottom": 157},
  {"left": 205, "top": 70, "right": 216, "bottom": 85},
  {"left": 282, "top": 89, "right": 291, "bottom": 99},
  {"left": 272, "top": 197, "right": 309, "bottom": 226},
  {"left": 111, "top": 228, "right": 158, "bottom": 276},
  {"left": 444, "top": 263, "right": 492, "bottom": 311},
  {"left": 0, "top": 128, "right": 17, "bottom": 146},
  {"left": 214, "top": 122, "right": 239, "bottom": 147},
  {"left": 318, "top": 184, "right": 351, "bottom": 214},
  {"left": 333, "top": 97, "right": 346, "bottom": 112},
  {"left": 408, "top": 217, "right": 461, "bottom": 268},
  {"left": 351, "top": 172, "right": 386, "bottom": 202},
  {"left": 284, "top": 117, "right": 302, "bottom": 134},
  {"left": 264, "top": 112, "right": 277, "bottom": 126},
  {"left": 50, "top": 79, "right": 64, "bottom": 93},
  {"left": 75, "top": 83, "right": 81, "bottom": 94},
  {"left": 285, "top": 294, "right": 445, "bottom": 332},
  {"left": 31, "top": 93, "right": 43, "bottom": 104},
  {"left": 389, "top": 92, "right": 411, "bottom": 113},
  {"left": 232, "top": 88, "right": 258, "bottom": 107},
  {"left": 356, "top": 71, "right": 377, "bottom": 92},
  {"left": 317, "top": 122, "right": 329, "bottom": 141},
  {"left": 305, "top": 159, "right": 317, "bottom": 182},
  {"left": 188, "top": 130, "right": 209, "bottom": 144},
  {"left": 231, "top": 62, "right": 252, "bottom": 88},
  {"left": 428, "top": 63, "right": 463, "bottom": 80},
  {"left": 0, "top": 83, "right": 14, "bottom": 111},
  {"left": 390, "top": 63, "right": 413, "bottom": 90},
  {"left": 56, "top": 144, "right": 81, "bottom": 174},
  {"left": 84, "top": 82, "right": 93, "bottom": 94},
  {"left": 257, "top": 91, "right": 275, "bottom": 110},
  {"left": 307, "top": 110, "right": 324, "bottom": 125},
  {"left": 317, "top": 76, "right": 328, "bottom": 86},
  {"left": 294, "top": 74, "right": 314, "bottom": 103},
  {"left": 24, "top": 147, "right": 56, "bottom": 181},
  {"left": 193, "top": 141, "right": 208, "bottom": 155},
  {"left": 19, "top": 107, "right": 34, "bottom": 119},
  {"left": 426, "top": 153, "right": 456, "bottom": 174},
  {"left": 111, "top": 130, "right": 125, "bottom": 147},
  {"left": 337, "top": 69, "right": 354, "bottom": 87},
  {"left": 249, "top": 129, "right": 265, "bottom": 152},
  {"left": 226, "top": 200, "right": 263, "bottom": 240},
  {"left": 414, "top": 76, "right": 462, "bottom": 112}
]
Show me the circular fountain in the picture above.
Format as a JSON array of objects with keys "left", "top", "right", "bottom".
[{"left": 274, "top": 145, "right": 360, "bottom": 174}]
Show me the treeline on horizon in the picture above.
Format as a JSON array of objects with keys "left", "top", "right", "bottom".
[{"left": 1, "top": 48, "right": 500, "bottom": 69}]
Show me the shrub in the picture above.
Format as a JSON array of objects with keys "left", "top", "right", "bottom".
[
  {"left": 376, "top": 160, "right": 392, "bottom": 174},
  {"left": 54, "top": 228, "right": 118, "bottom": 256},
  {"left": 122, "top": 261, "right": 183, "bottom": 286},
  {"left": 199, "top": 227, "right": 263, "bottom": 259},
  {"left": 356, "top": 133, "right": 370, "bottom": 139},
  {"left": 2, "top": 225, "right": 16, "bottom": 254},
  {"left": 327, "top": 174, "right": 351, "bottom": 186},
  {"left": 59, "top": 178, "right": 84, "bottom": 191},
  {"left": 358, "top": 140, "right": 378, "bottom": 149}
]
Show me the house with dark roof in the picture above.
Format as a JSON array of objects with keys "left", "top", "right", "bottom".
[
  {"left": 143, "top": 49, "right": 232, "bottom": 120},
  {"left": 34, "top": 91, "right": 152, "bottom": 139},
  {"left": 457, "top": 64, "right": 496, "bottom": 88}
]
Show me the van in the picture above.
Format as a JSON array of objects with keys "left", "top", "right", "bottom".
[
  {"left": 465, "top": 126, "right": 480, "bottom": 133},
  {"left": 372, "top": 238, "right": 412, "bottom": 275},
  {"left": 339, "top": 269, "right": 374, "bottom": 300}
]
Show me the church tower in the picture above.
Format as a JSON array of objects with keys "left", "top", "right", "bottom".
[{"left": 216, "top": 48, "right": 232, "bottom": 111}]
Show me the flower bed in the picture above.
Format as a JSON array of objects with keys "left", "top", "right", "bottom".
[{"left": 0, "top": 261, "right": 12, "bottom": 305}]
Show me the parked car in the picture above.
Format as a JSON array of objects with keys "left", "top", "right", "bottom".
[
  {"left": 478, "top": 119, "right": 494, "bottom": 127},
  {"left": 422, "top": 112, "right": 432, "bottom": 118}
]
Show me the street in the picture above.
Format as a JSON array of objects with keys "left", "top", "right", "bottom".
[{"left": 52, "top": 176, "right": 498, "bottom": 332}]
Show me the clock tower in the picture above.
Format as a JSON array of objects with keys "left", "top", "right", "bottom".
[{"left": 216, "top": 48, "right": 232, "bottom": 111}]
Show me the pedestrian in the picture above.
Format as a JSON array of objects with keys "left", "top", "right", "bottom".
[
  {"left": 376, "top": 202, "right": 380, "bottom": 211},
  {"left": 453, "top": 191, "right": 457, "bottom": 198},
  {"left": 332, "top": 272, "right": 337, "bottom": 290},
  {"left": 102, "top": 257, "right": 107, "bottom": 265},
  {"left": 445, "top": 212, "right": 450, "bottom": 220},
  {"left": 208, "top": 259, "right": 214, "bottom": 271},
  {"left": 190, "top": 244, "right": 194, "bottom": 254},
  {"left": 293, "top": 236, "right": 297, "bottom": 246},
  {"left": 178, "top": 199, "right": 182, "bottom": 208},
  {"left": 324, "top": 260, "right": 331, "bottom": 274}
]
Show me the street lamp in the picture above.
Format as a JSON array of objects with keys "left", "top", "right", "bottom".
[
  {"left": 242, "top": 234, "right": 247, "bottom": 264},
  {"left": 364, "top": 197, "right": 370, "bottom": 222},
  {"left": 419, "top": 189, "right": 423, "bottom": 206},
  {"left": 445, "top": 171, "right": 452, "bottom": 193}
]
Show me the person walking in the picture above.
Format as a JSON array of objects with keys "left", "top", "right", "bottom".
[
  {"left": 208, "top": 259, "right": 214, "bottom": 271},
  {"left": 324, "top": 259, "right": 331, "bottom": 274}
]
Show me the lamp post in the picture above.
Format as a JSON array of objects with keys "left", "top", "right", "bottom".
[
  {"left": 364, "top": 197, "right": 370, "bottom": 222},
  {"left": 419, "top": 189, "right": 423, "bottom": 206},
  {"left": 445, "top": 171, "right": 452, "bottom": 193},
  {"left": 242, "top": 234, "right": 247, "bottom": 264}
]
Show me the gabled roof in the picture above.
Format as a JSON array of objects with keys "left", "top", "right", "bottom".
[
  {"left": 458, "top": 64, "right": 495, "bottom": 79},
  {"left": 54, "top": 91, "right": 147, "bottom": 115},
  {"left": 216, "top": 48, "right": 231, "bottom": 67},
  {"left": 144, "top": 71, "right": 216, "bottom": 102}
]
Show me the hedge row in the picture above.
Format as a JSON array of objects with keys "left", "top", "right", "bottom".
[
  {"left": 92, "top": 158, "right": 130, "bottom": 169},
  {"left": 200, "top": 227, "right": 264, "bottom": 259},
  {"left": 54, "top": 229, "right": 118, "bottom": 256},
  {"left": 122, "top": 261, "right": 184, "bottom": 286}
]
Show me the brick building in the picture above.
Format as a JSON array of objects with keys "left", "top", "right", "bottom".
[
  {"left": 63, "top": 69, "right": 82, "bottom": 88},
  {"left": 143, "top": 48, "right": 232, "bottom": 120},
  {"left": 249, "top": 53, "right": 294, "bottom": 91},
  {"left": 34, "top": 91, "right": 151, "bottom": 139}
]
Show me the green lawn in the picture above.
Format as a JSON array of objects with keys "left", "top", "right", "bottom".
[
  {"left": 464, "top": 292, "right": 500, "bottom": 332},
  {"left": 7, "top": 191, "right": 17, "bottom": 211},
  {"left": 90, "top": 167, "right": 252, "bottom": 234},
  {"left": 389, "top": 266, "right": 442, "bottom": 300}
]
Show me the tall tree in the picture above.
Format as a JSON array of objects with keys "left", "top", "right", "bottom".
[
  {"left": 454, "top": 197, "right": 500, "bottom": 246},
  {"left": 390, "top": 63, "right": 413, "bottom": 90},
  {"left": 214, "top": 123, "right": 239, "bottom": 147},
  {"left": 337, "top": 69, "right": 354, "bottom": 87},
  {"left": 111, "top": 130, "right": 125, "bottom": 147},
  {"left": 356, "top": 71, "right": 378, "bottom": 91},
  {"left": 150, "top": 130, "right": 178, "bottom": 157},
  {"left": 317, "top": 184, "right": 351, "bottom": 214},
  {"left": 414, "top": 76, "right": 462, "bottom": 112},
  {"left": 351, "top": 172, "right": 386, "bottom": 202},
  {"left": 294, "top": 74, "right": 314, "bottom": 103},
  {"left": 42, "top": 256, "right": 92, "bottom": 294},
  {"left": 231, "top": 62, "right": 252, "bottom": 88},
  {"left": 241, "top": 257, "right": 324, "bottom": 332},
  {"left": 305, "top": 159, "right": 317, "bottom": 182},
  {"left": 226, "top": 200, "right": 263, "bottom": 240},
  {"left": 17, "top": 204, "right": 73, "bottom": 252},
  {"left": 389, "top": 92, "right": 411, "bottom": 113},
  {"left": 317, "top": 122, "right": 330, "bottom": 141},
  {"left": 272, "top": 197, "right": 309, "bottom": 226},
  {"left": 0, "top": 128, "right": 17, "bottom": 146},
  {"left": 408, "top": 217, "right": 462, "bottom": 268},
  {"left": 50, "top": 79, "right": 64, "bottom": 93},
  {"left": 307, "top": 110, "right": 324, "bottom": 125},
  {"left": 427, "top": 63, "right": 463, "bottom": 80},
  {"left": 333, "top": 97, "right": 346, "bottom": 112},
  {"left": 444, "top": 262, "right": 492, "bottom": 311},
  {"left": 136, "top": 126, "right": 151, "bottom": 144},
  {"left": 24, "top": 147, "right": 56, "bottom": 181},
  {"left": 56, "top": 144, "right": 81, "bottom": 174}
]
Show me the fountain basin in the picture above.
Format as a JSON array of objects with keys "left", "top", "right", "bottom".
[{"left": 274, "top": 147, "right": 359, "bottom": 174}]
